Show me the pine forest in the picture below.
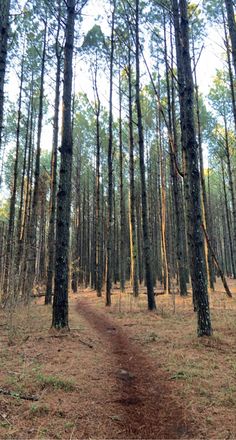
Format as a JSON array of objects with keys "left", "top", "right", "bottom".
[{"left": 0, "top": 0, "right": 236, "bottom": 438}]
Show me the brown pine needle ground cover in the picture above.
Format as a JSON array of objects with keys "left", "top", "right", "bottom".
[{"left": 0, "top": 278, "right": 235, "bottom": 439}]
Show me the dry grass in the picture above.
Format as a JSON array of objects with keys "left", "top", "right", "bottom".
[
  {"left": 0, "top": 278, "right": 235, "bottom": 439},
  {"left": 108, "top": 279, "right": 236, "bottom": 439}
]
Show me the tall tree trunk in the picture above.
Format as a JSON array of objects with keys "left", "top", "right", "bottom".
[
  {"left": 223, "top": 115, "right": 236, "bottom": 277},
  {"left": 37, "top": 181, "right": 47, "bottom": 282},
  {"left": 52, "top": 0, "right": 75, "bottom": 329},
  {"left": 172, "top": 0, "right": 212, "bottom": 336},
  {"left": 25, "top": 22, "right": 47, "bottom": 301},
  {"left": 135, "top": 0, "right": 156, "bottom": 310},
  {"left": 0, "top": 0, "right": 10, "bottom": 153},
  {"left": 225, "top": 0, "right": 236, "bottom": 77},
  {"left": 106, "top": 0, "right": 116, "bottom": 307},
  {"left": 158, "top": 110, "right": 168, "bottom": 294},
  {"left": 94, "top": 59, "right": 102, "bottom": 297},
  {"left": 160, "top": 152, "right": 168, "bottom": 294},
  {"left": 45, "top": 40, "right": 61, "bottom": 304},
  {"left": 165, "top": 17, "right": 188, "bottom": 296},
  {"left": 222, "top": 7, "right": 236, "bottom": 132},
  {"left": 2, "top": 54, "right": 24, "bottom": 304},
  {"left": 128, "top": 45, "right": 139, "bottom": 297},
  {"left": 18, "top": 93, "right": 35, "bottom": 297},
  {"left": 118, "top": 67, "right": 126, "bottom": 292},
  {"left": 16, "top": 85, "right": 32, "bottom": 264},
  {"left": 192, "top": 37, "right": 215, "bottom": 290},
  {"left": 221, "top": 159, "right": 235, "bottom": 277}
]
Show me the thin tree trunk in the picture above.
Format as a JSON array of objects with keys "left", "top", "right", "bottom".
[
  {"left": 223, "top": 116, "right": 236, "bottom": 277},
  {"left": 224, "top": 0, "right": 236, "bottom": 77},
  {"left": 158, "top": 115, "right": 168, "bottom": 294},
  {"left": 202, "top": 223, "right": 232, "bottom": 298},
  {"left": 128, "top": 45, "right": 139, "bottom": 297},
  {"left": 16, "top": 85, "right": 32, "bottom": 263},
  {"left": 2, "top": 55, "right": 24, "bottom": 303},
  {"left": 165, "top": 17, "right": 188, "bottom": 296},
  {"left": 192, "top": 36, "right": 215, "bottom": 290},
  {"left": 94, "top": 60, "right": 102, "bottom": 297},
  {"left": 221, "top": 159, "right": 235, "bottom": 277},
  {"left": 0, "top": 0, "right": 10, "bottom": 153},
  {"left": 135, "top": 0, "right": 156, "bottom": 310},
  {"left": 45, "top": 12, "right": 62, "bottom": 305},
  {"left": 118, "top": 65, "right": 125, "bottom": 292},
  {"left": 25, "top": 22, "right": 47, "bottom": 301},
  {"left": 106, "top": 0, "right": 116, "bottom": 307},
  {"left": 222, "top": 7, "right": 236, "bottom": 131}
]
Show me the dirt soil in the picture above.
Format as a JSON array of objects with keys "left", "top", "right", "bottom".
[
  {"left": 75, "top": 298, "right": 193, "bottom": 439},
  {"left": 0, "top": 279, "right": 236, "bottom": 439}
]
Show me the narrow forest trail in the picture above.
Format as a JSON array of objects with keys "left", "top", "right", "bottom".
[
  {"left": 0, "top": 287, "right": 235, "bottom": 439},
  {"left": 76, "top": 297, "right": 195, "bottom": 439}
]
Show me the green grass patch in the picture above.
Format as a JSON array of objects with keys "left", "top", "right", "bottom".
[
  {"left": 30, "top": 403, "right": 50, "bottom": 416},
  {"left": 64, "top": 421, "right": 75, "bottom": 430},
  {"left": 36, "top": 373, "right": 75, "bottom": 391}
]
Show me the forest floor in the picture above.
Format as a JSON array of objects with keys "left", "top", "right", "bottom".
[{"left": 0, "top": 280, "right": 236, "bottom": 439}]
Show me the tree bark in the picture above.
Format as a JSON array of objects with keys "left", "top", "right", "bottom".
[
  {"left": 225, "top": 0, "right": 236, "bottom": 77},
  {"left": 106, "top": 0, "right": 116, "bottom": 307},
  {"left": 94, "top": 59, "right": 102, "bottom": 297},
  {"left": 135, "top": 0, "right": 156, "bottom": 310},
  {"left": 2, "top": 54, "right": 24, "bottom": 304},
  {"left": 192, "top": 37, "right": 215, "bottom": 290},
  {"left": 128, "top": 44, "right": 139, "bottom": 297},
  {"left": 172, "top": 0, "right": 212, "bottom": 336},
  {"left": 45, "top": 10, "right": 62, "bottom": 305},
  {"left": 24, "top": 21, "right": 47, "bottom": 301},
  {"left": 221, "top": 158, "right": 235, "bottom": 277},
  {"left": 118, "top": 66, "right": 126, "bottom": 292},
  {"left": 52, "top": 0, "right": 75, "bottom": 329},
  {"left": 0, "top": 0, "right": 10, "bottom": 153}
]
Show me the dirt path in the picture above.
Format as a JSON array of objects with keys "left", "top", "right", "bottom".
[{"left": 76, "top": 298, "right": 195, "bottom": 439}]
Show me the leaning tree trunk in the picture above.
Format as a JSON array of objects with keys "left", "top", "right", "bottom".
[
  {"left": 173, "top": 0, "right": 212, "bottom": 336},
  {"left": 135, "top": 0, "right": 156, "bottom": 310},
  {"left": 221, "top": 159, "right": 235, "bottom": 277},
  {"left": 52, "top": 0, "right": 76, "bottom": 329},
  {"left": 0, "top": 0, "right": 10, "bottom": 154},
  {"left": 192, "top": 38, "right": 215, "bottom": 290}
]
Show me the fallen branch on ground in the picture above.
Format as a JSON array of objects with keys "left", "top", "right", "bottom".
[
  {"left": 77, "top": 338, "right": 93, "bottom": 349},
  {"left": 0, "top": 387, "right": 39, "bottom": 401},
  {"left": 34, "top": 333, "right": 93, "bottom": 348}
]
